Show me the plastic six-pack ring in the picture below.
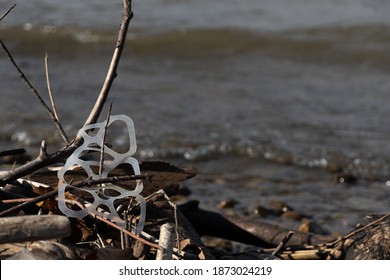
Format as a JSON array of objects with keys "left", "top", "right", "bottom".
[{"left": 57, "top": 115, "right": 145, "bottom": 235}]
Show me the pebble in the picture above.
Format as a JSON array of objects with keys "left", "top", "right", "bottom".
[
  {"left": 217, "top": 199, "right": 238, "bottom": 209},
  {"left": 299, "top": 220, "right": 328, "bottom": 235}
]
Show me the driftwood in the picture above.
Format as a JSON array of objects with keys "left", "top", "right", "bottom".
[
  {"left": 140, "top": 192, "right": 216, "bottom": 260},
  {"left": 156, "top": 223, "right": 175, "bottom": 260},
  {"left": 328, "top": 214, "right": 390, "bottom": 260},
  {"left": 179, "top": 200, "right": 334, "bottom": 248},
  {"left": 179, "top": 201, "right": 272, "bottom": 248},
  {"left": 0, "top": 215, "right": 71, "bottom": 243},
  {"left": 226, "top": 215, "right": 334, "bottom": 247}
]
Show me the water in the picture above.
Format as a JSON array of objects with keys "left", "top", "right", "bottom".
[{"left": 1, "top": 0, "right": 390, "bottom": 234}]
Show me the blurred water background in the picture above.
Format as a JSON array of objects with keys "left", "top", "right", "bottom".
[{"left": 1, "top": 0, "right": 390, "bottom": 234}]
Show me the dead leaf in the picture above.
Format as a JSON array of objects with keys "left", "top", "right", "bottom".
[{"left": 179, "top": 238, "right": 205, "bottom": 260}]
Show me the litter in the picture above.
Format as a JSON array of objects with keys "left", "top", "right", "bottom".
[{"left": 57, "top": 115, "right": 146, "bottom": 235}]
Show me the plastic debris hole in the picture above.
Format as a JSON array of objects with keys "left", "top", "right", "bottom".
[
  {"left": 64, "top": 185, "right": 95, "bottom": 204},
  {"left": 62, "top": 167, "right": 90, "bottom": 185},
  {"left": 104, "top": 119, "right": 133, "bottom": 154},
  {"left": 78, "top": 150, "right": 116, "bottom": 162}
]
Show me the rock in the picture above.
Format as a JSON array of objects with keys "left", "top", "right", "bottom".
[{"left": 299, "top": 220, "right": 329, "bottom": 235}]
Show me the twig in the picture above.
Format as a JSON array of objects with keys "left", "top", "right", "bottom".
[
  {"left": 0, "top": 140, "right": 79, "bottom": 187},
  {"left": 0, "top": 0, "right": 135, "bottom": 186},
  {"left": 96, "top": 233, "right": 106, "bottom": 249},
  {"left": 121, "top": 211, "right": 131, "bottom": 249},
  {"left": 0, "top": 40, "right": 70, "bottom": 147},
  {"left": 0, "top": 188, "right": 58, "bottom": 217},
  {"left": 0, "top": 148, "right": 26, "bottom": 157},
  {"left": 60, "top": 196, "right": 159, "bottom": 250},
  {"left": 0, "top": 188, "right": 27, "bottom": 199},
  {"left": 39, "top": 140, "right": 48, "bottom": 158},
  {"left": 279, "top": 248, "right": 331, "bottom": 260},
  {"left": 271, "top": 231, "right": 294, "bottom": 256},
  {"left": 73, "top": 174, "right": 151, "bottom": 188},
  {"left": 99, "top": 101, "right": 113, "bottom": 177},
  {"left": 173, "top": 203, "right": 180, "bottom": 252},
  {"left": 84, "top": 0, "right": 133, "bottom": 126},
  {"left": 0, "top": 197, "right": 32, "bottom": 204},
  {"left": 0, "top": 4, "right": 16, "bottom": 22},
  {"left": 45, "top": 53, "right": 60, "bottom": 127},
  {"left": 94, "top": 215, "right": 162, "bottom": 251},
  {"left": 156, "top": 223, "right": 175, "bottom": 260},
  {"left": 45, "top": 53, "right": 70, "bottom": 144},
  {"left": 0, "top": 174, "right": 149, "bottom": 217}
]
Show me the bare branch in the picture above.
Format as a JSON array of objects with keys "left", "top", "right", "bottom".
[
  {"left": 0, "top": 140, "right": 79, "bottom": 187},
  {"left": 272, "top": 231, "right": 295, "bottom": 256},
  {"left": 45, "top": 53, "right": 70, "bottom": 144},
  {"left": 0, "top": 40, "right": 70, "bottom": 146},
  {"left": 0, "top": 148, "right": 26, "bottom": 157},
  {"left": 99, "top": 101, "right": 113, "bottom": 177},
  {"left": 94, "top": 215, "right": 162, "bottom": 251},
  {"left": 0, "top": 174, "right": 150, "bottom": 217},
  {"left": 72, "top": 174, "right": 152, "bottom": 188},
  {"left": 0, "top": 3, "right": 16, "bottom": 22},
  {"left": 0, "top": 0, "right": 135, "bottom": 186},
  {"left": 83, "top": 0, "right": 133, "bottom": 126},
  {"left": 39, "top": 140, "right": 48, "bottom": 158}
]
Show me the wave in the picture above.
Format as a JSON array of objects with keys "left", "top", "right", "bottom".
[
  {"left": 1, "top": 23, "right": 390, "bottom": 67},
  {"left": 1, "top": 121, "right": 390, "bottom": 182}
]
